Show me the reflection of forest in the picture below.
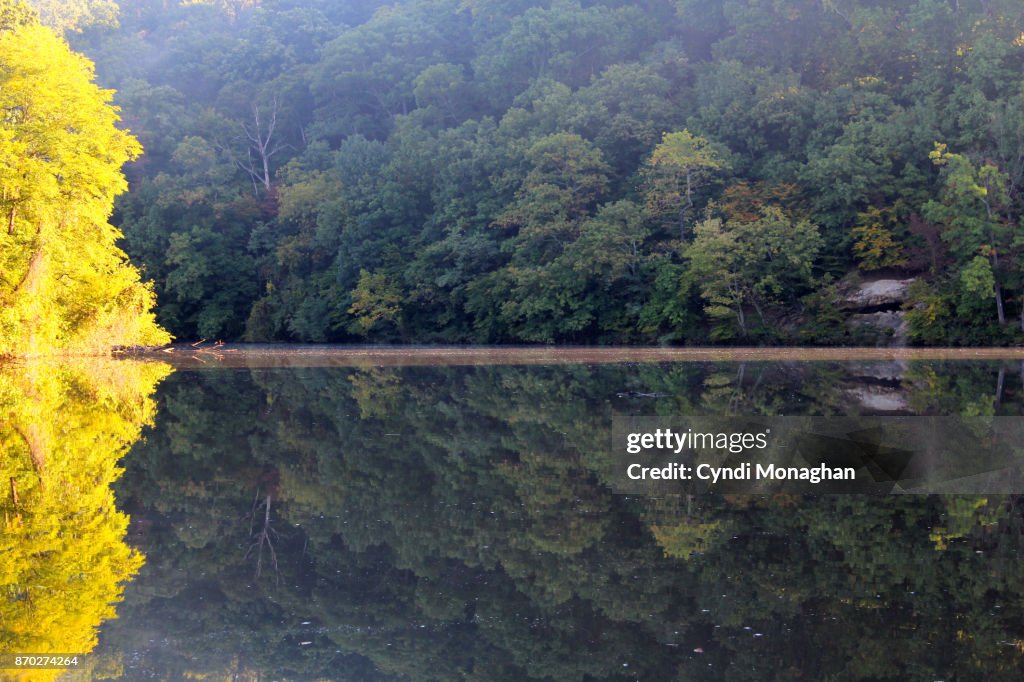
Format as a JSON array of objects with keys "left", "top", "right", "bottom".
[
  {"left": 100, "top": 361, "right": 1024, "bottom": 680},
  {"left": 0, "top": 359, "right": 170, "bottom": 680}
]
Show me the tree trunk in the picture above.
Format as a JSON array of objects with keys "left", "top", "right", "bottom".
[
  {"left": 680, "top": 169, "right": 694, "bottom": 241},
  {"left": 989, "top": 228, "right": 1006, "bottom": 325},
  {"left": 13, "top": 425, "right": 45, "bottom": 492},
  {"left": 750, "top": 295, "right": 768, "bottom": 329},
  {"left": 10, "top": 244, "right": 45, "bottom": 303},
  {"left": 995, "top": 282, "right": 1006, "bottom": 325},
  {"left": 239, "top": 100, "right": 283, "bottom": 196}
]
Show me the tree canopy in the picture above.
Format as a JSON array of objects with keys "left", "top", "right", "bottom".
[
  {"left": 39, "top": 0, "right": 1024, "bottom": 346},
  {"left": 0, "top": 2, "right": 168, "bottom": 356}
]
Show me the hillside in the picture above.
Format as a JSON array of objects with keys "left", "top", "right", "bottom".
[{"left": 54, "top": 0, "right": 1024, "bottom": 346}]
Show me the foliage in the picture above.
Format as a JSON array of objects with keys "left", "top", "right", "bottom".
[
  {"left": 851, "top": 206, "right": 908, "bottom": 271},
  {"left": 642, "top": 129, "right": 727, "bottom": 240},
  {"left": 0, "top": 358, "right": 169, "bottom": 672},
  {"left": 687, "top": 207, "right": 821, "bottom": 339},
  {"left": 348, "top": 268, "right": 403, "bottom": 336},
  {"left": 27, "top": 0, "right": 119, "bottom": 34},
  {"left": 0, "top": 9, "right": 168, "bottom": 356},
  {"left": 50, "top": 0, "right": 1024, "bottom": 345},
  {"left": 923, "top": 142, "right": 1019, "bottom": 329},
  {"left": 78, "top": 361, "right": 1024, "bottom": 678}
]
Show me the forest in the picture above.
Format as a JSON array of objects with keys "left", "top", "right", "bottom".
[{"left": 13, "top": 0, "right": 1024, "bottom": 346}]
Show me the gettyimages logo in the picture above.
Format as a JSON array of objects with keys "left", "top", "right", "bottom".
[
  {"left": 625, "top": 428, "right": 769, "bottom": 454},
  {"left": 611, "top": 416, "right": 1024, "bottom": 495}
]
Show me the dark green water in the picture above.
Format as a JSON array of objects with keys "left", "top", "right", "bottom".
[{"left": 93, "top": 358, "right": 1024, "bottom": 680}]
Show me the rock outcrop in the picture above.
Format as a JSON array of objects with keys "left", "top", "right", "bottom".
[
  {"left": 843, "top": 278, "right": 917, "bottom": 311},
  {"left": 841, "top": 277, "right": 917, "bottom": 347}
]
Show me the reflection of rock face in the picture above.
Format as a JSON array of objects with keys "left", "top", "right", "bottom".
[
  {"left": 842, "top": 360, "right": 911, "bottom": 412},
  {"left": 847, "top": 360, "right": 909, "bottom": 382},
  {"left": 844, "top": 385, "right": 910, "bottom": 412},
  {"left": 0, "top": 360, "right": 171, "bottom": 670}
]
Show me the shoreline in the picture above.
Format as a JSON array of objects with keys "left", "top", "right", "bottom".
[{"left": 103, "top": 343, "right": 1024, "bottom": 369}]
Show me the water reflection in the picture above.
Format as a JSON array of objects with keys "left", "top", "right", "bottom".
[
  {"left": 0, "top": 359, "right": 170, "bottom": 680},
  {"left": 87, "top": 359, "right": 1024, "bottom": 679}
]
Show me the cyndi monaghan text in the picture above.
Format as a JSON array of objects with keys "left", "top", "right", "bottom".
[{"left": 626, "top": 462, "right": 858, "bottom": 484}]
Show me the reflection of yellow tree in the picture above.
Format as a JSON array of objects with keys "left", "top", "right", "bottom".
[
  {"left": 0, "top": 359, "right": 171, "bottom": 677},
  {"left": 347, "top": 368, "right": 401, "bottom": 419},
  {"left": 643, "top": 496, "right": 726, "bottom": 560},
  {"left": 649, "top": 521, "right": 721, "bottom": 560}
]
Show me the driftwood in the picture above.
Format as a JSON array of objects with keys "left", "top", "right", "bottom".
[{"left": 114, "top": 340, "right": 228, "bottom": 354}]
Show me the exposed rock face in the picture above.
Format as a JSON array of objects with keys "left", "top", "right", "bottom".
[
  {"left": 843, "top": 278, "right": 917, "bottom": 310},
  {"left": 842, "top": 277, "right": 917, "bottom": 347},
  {"left": 849, "top": 311, "right": 909, "bottom": 345}
]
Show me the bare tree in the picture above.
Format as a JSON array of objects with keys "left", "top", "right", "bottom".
[{"left": 237, "top": 99, "right": 286, "bottom": 196}]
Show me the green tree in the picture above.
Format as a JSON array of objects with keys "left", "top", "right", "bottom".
[
  {"left": 27, "top": 0, "right": 119, "bottom": 34},
  {"left": 483, "top": 132, "right": 611, "bottom": 341},
  {"left": 472, "top": 0, "right": 651, "bottom": 107},
  {"left": 924, "top": 143, "right": 1016, "bottom": 328},
  {"left": 687, "top": 206, "right": 821, "bottom": 339}
]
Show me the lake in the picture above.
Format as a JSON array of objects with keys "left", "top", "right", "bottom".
[{"left": 4, "top": 347, "right": 1024, "bottom": 680}]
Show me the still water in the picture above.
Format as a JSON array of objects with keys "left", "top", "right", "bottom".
[{"left": 5, "top": 348, "right": 1024, "bottom": 680}]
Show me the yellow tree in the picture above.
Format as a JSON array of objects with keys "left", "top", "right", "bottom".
[
  {"left": 0, "top": 8, "right": 169, "bottom": 356},
  {"left": 642, "top": 130, "right": 726, "bottom": 241}
]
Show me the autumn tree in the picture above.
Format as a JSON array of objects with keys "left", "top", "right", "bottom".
[
  {"left": 851, "top": 205, "right": 909, "bottom": 271},
  {"left": 348, "top": 268, "right": 403, "bottom": 336},
  {"left": 0, "top": 0, "right": 34, "bottom": 29},
  {"left": 642, "top": 130, "right": 726, "bottom": 241},
  {"left": 0, "top": 8, "right": 169, "bottom": 356}
]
